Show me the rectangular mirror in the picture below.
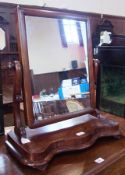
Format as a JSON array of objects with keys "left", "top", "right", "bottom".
[{"left": 17, "top": 7, "right": 95, "bottom": 128}]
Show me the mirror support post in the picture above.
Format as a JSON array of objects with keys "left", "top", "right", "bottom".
[{"left": 13, "top": 61, "right": 26, "bottom": 139}]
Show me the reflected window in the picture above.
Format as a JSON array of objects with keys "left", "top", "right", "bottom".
[
  {"left": 58, "top": 19, "right": 84, "bottom": 47},
  {"left": 63, "top": 19, "right": 79, "bottom": 45}
]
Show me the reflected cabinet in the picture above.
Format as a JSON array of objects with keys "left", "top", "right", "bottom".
[{"left": 5, "top": 7, "right": 121, "bottom": 171}]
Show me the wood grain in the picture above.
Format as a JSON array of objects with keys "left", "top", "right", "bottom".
[{"left": 6, "top": 113, "right": 121, "bottom": 170}]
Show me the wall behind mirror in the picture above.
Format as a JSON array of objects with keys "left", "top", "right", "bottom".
[{"left": 24, "top": 15, "right": 90, "bottom": 120}]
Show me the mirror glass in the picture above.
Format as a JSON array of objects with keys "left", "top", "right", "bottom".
[{"left": 25, "top": 16, "right": 90, "bottom": 121}]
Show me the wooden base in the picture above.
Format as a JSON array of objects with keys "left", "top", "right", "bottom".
[{"left": 5, "top": 114, "right": 121, "bottom": 170}]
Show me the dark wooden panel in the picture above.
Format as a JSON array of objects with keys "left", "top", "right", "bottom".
[
  {"left": 107, "top": 17, "right": 125, "bottom": 35},
  {"left": 32, "top": 68, "right": 87, "bottom": 95},
  {"left": 67, "top": 68, "right": 86, "bottom": 79},
  {"left": 33, "top": 72, "right": 60, "bottom": 95}
]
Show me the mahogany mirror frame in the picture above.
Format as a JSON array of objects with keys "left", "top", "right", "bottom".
[{"left": 16, "top": 6, "right": 95, "bottom": 129}]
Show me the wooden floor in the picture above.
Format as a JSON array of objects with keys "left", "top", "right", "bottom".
[{"left": 1, "top": 113, "right": 125, "bottom": 175}]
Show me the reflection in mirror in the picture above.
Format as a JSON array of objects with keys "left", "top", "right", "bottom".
[{"left": 25, "top": 16, "right": 90, "bottom": 121}]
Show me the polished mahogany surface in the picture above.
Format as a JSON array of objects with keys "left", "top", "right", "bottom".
[
  {"left": 6, "top": 111, "right": 121, "bottom": 171},
  {"left": 2, "top": 113, "right": 125, "bottom": 175}
]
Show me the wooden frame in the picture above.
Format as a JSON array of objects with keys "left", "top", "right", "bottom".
[{"left": 16, "top": 6, "right": 95, "bottom": 129}]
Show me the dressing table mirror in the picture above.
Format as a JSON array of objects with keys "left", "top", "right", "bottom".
[
  {"left": 24, "top": 15, "right": 91, "bottom": 123},
  {"left": 6, "top": 7, "right": 121, "bottom": 170}
]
